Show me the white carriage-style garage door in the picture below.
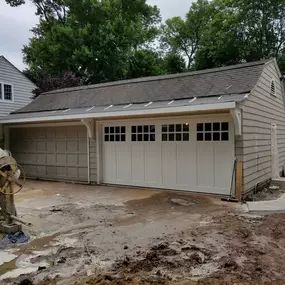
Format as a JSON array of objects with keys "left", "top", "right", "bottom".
[
  {"left": 102, "top": 116, "right": 235, "bottom": 195},
  {"left": 9, "top": 125, "right": 88, "bottom": 182}
]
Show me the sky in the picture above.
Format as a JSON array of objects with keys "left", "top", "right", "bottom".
[{"left": 0, "top": 0, "right": 194, "bottom": 71}]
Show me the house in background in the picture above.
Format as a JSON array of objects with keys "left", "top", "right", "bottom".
[
  {"left": 0, "top": 56, "right": 36, "bottom": 117},
  {"left": 0, "top": 58, "right": 284, "bottom": 198}
]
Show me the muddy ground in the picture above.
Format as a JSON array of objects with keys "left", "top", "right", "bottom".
[{"left": 1, "top": 181, "right": 285, "bottom": 285}]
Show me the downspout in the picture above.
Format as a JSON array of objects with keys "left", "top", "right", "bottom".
[{"left": 81, "top": 119, "right": 95, "bottom": 184}]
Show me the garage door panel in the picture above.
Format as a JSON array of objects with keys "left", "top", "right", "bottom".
[
  {"left": 36, "top": 153, "right": 46, "bottom": 164},
  {"left": 214, "top": 143, "right": 234, "bottom": 190},
  {"left": 67, "top": 167, "right": 77, "bottom": 178},
  {"left": 56, "top": 166, "right": 66, "bottom": 177},
  {"left": 177, "top": 144, "right": 196, "bottom": 188},
  {"left": 37, "top": 142, "right": 46, "bottom": 152},
  {"left": 67, "top": 154, "right": 77, "bottom": 165},
  {"left": 145, "top": 144, "right": 162, "bottom": 184},
  {"left": 47, "top": 153, "right": 56, "bottom": 164},
  {"left": 131, "top": 144, "right": 145, "bottom": 183},
  {"left": 66, "top": 127, "right": 78, "bottom": 138},
  {"left": 46, "top": 141, "right": 55, "bottom": 152},
  {"left": 56, "top": 141, "right": 66, "bottom": 152},
  {"left": 162, "top": 144, "right": 177, "bottom": 186},
  {"left": 10, "top": 126, "right": 88, "bottom": 182},
  {"left": 46, "top": 128, "right": 56, "bottom": 139},
  {"left": 56, "top": 128, "right": 66, "bottom": 138},
  {"left": 197, "top": 143, "right": 214, "bottom": 188},
  {"left": 116, "top": 144, "right": 131, "bottom": 182},
  {"left": 78, "top": 167, "right": 88, "bottom": 179},
  {"left": 24, "top": 165, "right": 37, "bottom": 176},
  {"left": 67, "top": 140, "right": 78, "bottom": 152},
  {"left": 79, "top": 154, "right": 88, "bottom": 165},
  {"left": 78, "top": 141, "right": 87, "bottom": 152},
  {"left": 103, "top": 144, "right": 116, "bottom": 182},
  {"left": 56, "top": 154, "right": 66, "bottom": 164},
  {"left": 37, "top": 166, "right": 46, "bottom": 176},
  {"left": 47, "top": 166, "right": 56, "bottom": 176}
]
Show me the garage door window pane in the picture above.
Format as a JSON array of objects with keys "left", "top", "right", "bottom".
[
  {"left": 197, "top": 122, "right": 229, "bottom": 142},
  {"left": 213, "top": 123, "right": 220, "bottom": 131},
  {"left": 205, "top": 133, "right": 212, "bottom": 141},
  {"left": 105, "top": 126, "right": 126, "bottom": 142},
  {"left": 222, "top": 132, "right": 229, "bottom": 141},
  {"left": 205, "top": 123, "right": 212, "bottom": 131},
  {"left": 132, "top": 125, "right": 156, "bottom": 142},
  {"left": 197, "top": 133, "right": 203, "bottom": 141},
  {"left": 183, "top": 133, "right": 189, "bottom": 141},
  {"left": 162, "top": 123, "right": 190, "bottom": 142},
  {"left": 213, "top": 132, "right": 220, "bottom": 141},
  {"left": 222, "top": 122, "right": 229, "bottom": 131},
  {"left": 169, "top": 134, "right": 175, "bottom": 141},
  {"left": 197, "top": 123, "right": 203, "bottom": 132}
]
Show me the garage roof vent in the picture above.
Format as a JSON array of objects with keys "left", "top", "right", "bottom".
[{"left": 270, "top": 79, "right": 276, "bottom": 96}]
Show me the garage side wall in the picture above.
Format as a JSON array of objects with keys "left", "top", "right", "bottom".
[{"left": 237, "top": 60, "right": 285, "bottom": 193}]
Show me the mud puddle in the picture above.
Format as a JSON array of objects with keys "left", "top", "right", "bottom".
[{"left": 0, "top": 234, "right": 56, "bottom": 279}]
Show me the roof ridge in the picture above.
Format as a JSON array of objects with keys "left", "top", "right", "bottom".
[{"left": 42, "top": 59, "right": 271, "bottom": 96}]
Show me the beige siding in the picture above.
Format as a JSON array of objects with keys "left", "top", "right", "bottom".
[
  {"left": 238, "top": 60, "right": 285, "bottom": 193},
  {"left": 0, "top": 57, "right": 36, "bottom": 117}
]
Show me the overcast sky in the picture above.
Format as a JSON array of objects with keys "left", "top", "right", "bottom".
[{"left": 0, "top": 0, "right": 194, "bottom": 71}]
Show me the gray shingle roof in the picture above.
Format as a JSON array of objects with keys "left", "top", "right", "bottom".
[{"left": 14, "top": 59, "right": 269, "bottom": 114}]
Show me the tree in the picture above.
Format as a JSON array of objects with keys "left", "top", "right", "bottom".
[
  {"left": 195, "top": 0, "right": 285, "bottom": 71},
  {"left": 7, "top": 0, "right": 162, "bottom": 84},
  {"left": 160, "top": 0, "right": 212, "bottom": 70},
  {"left": 32, "top": 72, "right": 81, "bottom": 98},
  {"left": 127, "top": 49, "right": 165, "bottom": 79},
  {"left": 163, "top": 53, "right": 186, "bottom": 74}
]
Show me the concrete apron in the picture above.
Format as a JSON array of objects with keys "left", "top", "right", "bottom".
[{"left": 247, "top": 179, "right": 285, "bottom": 213}]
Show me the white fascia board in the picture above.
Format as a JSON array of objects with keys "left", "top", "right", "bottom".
[{"left": 0, "top": 102, "right": 236, "bottom": 124}]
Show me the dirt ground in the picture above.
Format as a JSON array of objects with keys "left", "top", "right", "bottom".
[{"left": 1, "top": 181, "right": 285, "bottom": 285}]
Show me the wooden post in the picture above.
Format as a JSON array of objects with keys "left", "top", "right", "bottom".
[{"left": 235, "top": 160, "right": 243, "bottom": 201}]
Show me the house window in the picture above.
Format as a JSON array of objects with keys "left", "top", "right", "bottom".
[
  {"left": 131, "top": 125, "right": 155, "bottom": 142},
  {"left": 4, "top": 84, "right": 12, "bottom": 100},
  {"left": 197, "top": 122, "right": 229, "bottom": 141},
  {"left": 162, "top": 124, "right": 190, "bottom": 142},
  {"left": 0, "top": 83, "right": 13, "bottom": 101},
  {"left": 270, "top": 79, "right": 276, "bottom": 96},
  {"left": 104, "top": 126, "right": 126, "bottom": 142}
]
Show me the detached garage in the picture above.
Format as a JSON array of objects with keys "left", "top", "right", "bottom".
[{"left": 1, "top": 59, "right": 285, "bottom": 198}]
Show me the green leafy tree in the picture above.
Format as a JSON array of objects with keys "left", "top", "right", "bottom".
[
  {"left": 7, "top": 0, "right": 162, "bottom": 84},
  {"left": 163, "top": 53, "right": 186, "bottom": 74},
  {"left": 195, "top": 0, "right": 285, "bottom": 71},
  {"left": 160, "top": 0, "right": 212, "bottom": 70}
]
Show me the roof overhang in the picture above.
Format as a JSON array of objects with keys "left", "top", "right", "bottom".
[{"left": 0, "top": 102, "right": 236, "bottom": 125}]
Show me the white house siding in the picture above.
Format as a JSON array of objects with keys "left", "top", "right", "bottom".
[
  {"left": 0, "top": 57, "right": 35, "bottom": 117},
  {"left": 237, "top": 60, "right": 285, "bottom": 193}
]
